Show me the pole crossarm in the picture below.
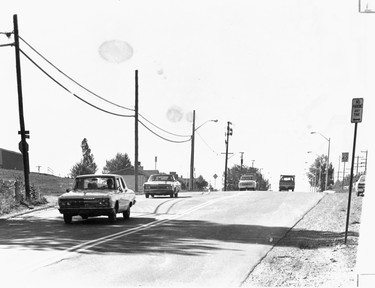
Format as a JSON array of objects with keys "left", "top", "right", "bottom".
[{"left": 0, "top": 43, "right": 14, "bottom": 48}]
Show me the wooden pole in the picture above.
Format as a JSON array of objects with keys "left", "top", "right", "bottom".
[
  {"left": 189, "top": 110, "right": 195, "bottom": 191},
  {"left": 13, "top": 14, "right": 30, "bottom": 200},
  {"left": 134, "top": 70, "right": 139, "bottom": 192}
]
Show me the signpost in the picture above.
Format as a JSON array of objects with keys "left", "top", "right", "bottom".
[
  {"left": 345, "top": 98, "right": 364, "bottom": 244},
  {"left": 341, "top": 152, "right": 349, "bottom": 189},
  {"left": 213, "top": 174, "right": 218, "bottom": 190}
]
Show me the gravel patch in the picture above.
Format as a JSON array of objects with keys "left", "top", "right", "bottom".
[{"left": 242, "top": 192, "right": 362, "bottom": 287}]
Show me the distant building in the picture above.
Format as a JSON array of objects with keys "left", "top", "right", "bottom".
[
  {"left": 0, "top": 148, "right": 23, "bottom": 171},
  {"left": 115, "top": 165, "right": 160, "bottom": 192},
  {"left": 0, "top": 148, "right": 23, "bottom": 170}
]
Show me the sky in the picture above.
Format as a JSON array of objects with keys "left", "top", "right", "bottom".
[{"left": 1, "top": 0, "right": 374, "bottom": 191}]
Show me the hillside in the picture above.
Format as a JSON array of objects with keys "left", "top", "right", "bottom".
[{"left": 0, "top": 168, "right": 74, "bottom": 196}]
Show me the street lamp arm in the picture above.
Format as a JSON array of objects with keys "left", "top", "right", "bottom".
[
  {"left": 195, "top": 119, "right": 218, "bottom": 131},
  {"left": 310, "top": 131, "right": 329, "bottom": 142}
]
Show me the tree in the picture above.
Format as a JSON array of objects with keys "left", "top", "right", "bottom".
[
  {"left": 195, "top": 175, "right": 208, "bottom": 191},
  {"left": 102, "top": 153, "right": 133, "bottom": 174},
  {"left": 70, "top": 138, "right": 98, "bottom": 177},
  {"left": 306, "top": 155, "right": 334, "bottom": 191},
  {"left": 225, "top": 164, "right": 269, "bottom": 191}
]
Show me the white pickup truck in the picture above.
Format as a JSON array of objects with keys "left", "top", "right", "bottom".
[{"left": 238, "top": 174, "right": 257, "bottom": 191}]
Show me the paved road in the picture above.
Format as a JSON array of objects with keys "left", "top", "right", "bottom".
[{"left": 0, "top": 190, "right": 324, "bottom": 287}]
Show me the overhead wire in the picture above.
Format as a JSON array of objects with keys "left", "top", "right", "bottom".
[
  {"left": 138, "top": 114, "right": 191, "bottom": 138},
  {"left": 19, "top": 35, "right": 191, "bottom": 139},
  {"left": 138, "top": 119, "right": 191, "bottom": 143},
  {"left": 196, "top": 131, "right": 220, "bottom": 155},
  {"left": 19, "top": 48, "right": 134, "bottom": 118},
  {"left": 19, "top": 36, "right": 134, "bottom": 112}
]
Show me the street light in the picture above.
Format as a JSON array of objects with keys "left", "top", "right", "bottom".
[
  {"left": 189, "top": 110, "right": 218, "bottom": 191},
  {"left": 311, "top": 132, "right": 331, "bottom": 191}
]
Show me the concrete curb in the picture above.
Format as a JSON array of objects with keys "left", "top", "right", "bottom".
[{"left": 0, "top": 203, "right": 57, "bottom": 220}]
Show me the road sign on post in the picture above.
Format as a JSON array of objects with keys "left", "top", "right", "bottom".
[
  {"left": 342, "top": 152, "right": 349, "bottom": 163},
  {"left": 351, "top": 98, "right": 364, "bottom": 123},
  {"left": 345, "top": 98, "right": 364, "bottom": 244}
]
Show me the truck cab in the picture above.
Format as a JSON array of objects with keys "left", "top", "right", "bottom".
[{"left": 279, "top": 175, "right": 295, "bottom": 192}]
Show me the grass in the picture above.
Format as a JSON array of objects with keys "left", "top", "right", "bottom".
[
  {"left": 1, "top": 168, "right": 75, "bottom": 215},
  {"left": 0, "top": 168, "right": 74, "bottom": 196}
]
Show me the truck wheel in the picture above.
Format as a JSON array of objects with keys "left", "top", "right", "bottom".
[
  {"left": 63, "top": 214, "right": 72, "bottom": 224},
  {"left": 145, "top": 194, "right": 149, "bottom": 198}
]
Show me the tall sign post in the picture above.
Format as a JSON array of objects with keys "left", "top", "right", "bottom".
[
  {"left": 341, "top": 152, "right": 349, "bottom": 189},
  {"left": 345, "top": 98, "right": 364, "bottom": 244}
]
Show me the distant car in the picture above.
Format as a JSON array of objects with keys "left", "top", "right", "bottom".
[
  {"left": 238, "top": 174, "right": 257, "bottom": 191},
  {"left": 58, "top": 174, "right": 136, "bottom": 224},
  {"left": 279, "top": 175, "right": 295, "bottom": 192},
  {"left": 355, "top": 175, "right": 366, "bottom": 197},
  {"left": 143, "top": 174, "right": 181, "bottom": 198}
]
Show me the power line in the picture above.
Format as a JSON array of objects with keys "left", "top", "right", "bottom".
[
  {"left": 196, "top": 131, "right": 219, "bottom": 155},
  {"left": 20, "top": 48, "right": 135, "bottom": 118},
  {"left": 19, "top": 35, "right": 135, "bottom": 112},
  {"left": 20, "top": 49, "right": 192, "bottom": 143},
  {"left": 19, "top": 36, "right": 192, "bottom": 139},
  {"left": 138, "top": 119, "right": 191, "bottom": 143},
  {"left": 138, "top": 113, "right": 191, "bottom": 138}
]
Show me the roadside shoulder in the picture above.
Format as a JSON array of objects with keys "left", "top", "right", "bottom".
[{"left": 243, "top": 193, "right": 362, "bottom": 287}]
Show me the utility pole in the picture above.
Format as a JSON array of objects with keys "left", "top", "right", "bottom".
[
  {"left": 13, "top": 14, "right": 31, "bottom": 200},
  {"left": 361, "top": 150, "right": 368, "bottom": 174},
  {"left": 189, "top": 110, "right": 196, "bottom": 191},
  {"left": 224, "top": 121, "right": 232, "bottom": 191},
  {"left": 134, "top": 70, "right": 139, "bottom": 192},
  {"left": 356, "top": 155, "right": 359, "bottom": 175},
  {"left": 189, "top": 114, "right": 217, "bottom": 191},
  {"left": 240, "top": 152, "right": 244, "bottom": 171}
]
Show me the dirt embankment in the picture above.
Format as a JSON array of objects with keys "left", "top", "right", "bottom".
[{"left": 243, "top": 192, "right": 362, "bottom": 287}]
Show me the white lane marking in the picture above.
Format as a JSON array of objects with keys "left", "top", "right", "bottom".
[{"left": 27, "top": 193, "right": 241, "bottom": 271}]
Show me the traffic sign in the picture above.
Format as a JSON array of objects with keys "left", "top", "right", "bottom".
[
  {"left": 18, "top": 140, "right": 29, "bottom": 153},
  {"left": 351, "top": 98, "right": 364, "bottom": 123},
  {"left": 342, "top": 152, "right": 349, "bottom": 163}
]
